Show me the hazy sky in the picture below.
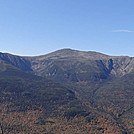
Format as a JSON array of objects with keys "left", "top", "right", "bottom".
[{"left": 0, "top": 0, "right": 134, "bottom": 56}]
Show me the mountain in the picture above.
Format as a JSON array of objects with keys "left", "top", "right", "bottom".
[
  {"left": 0, "top": 49, "right": 134, "bottom": 134},
  {"left": 1, "top": 49, "right": 134, "bottom": 83}
]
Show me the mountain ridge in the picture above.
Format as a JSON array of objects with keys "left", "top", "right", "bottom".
[
  {"left": 0, "top": 48, "right": 134, "bottom": 83},
  {"left": 1, "top": 48, "right": 133, "bottom": 58}
]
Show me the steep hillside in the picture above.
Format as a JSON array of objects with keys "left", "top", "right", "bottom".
[
  {"left": 0, "top": 52, "right": 32, "bottom": 72},
  {"left": 0, "top": 60, "right": 88, "bottom": 133}
]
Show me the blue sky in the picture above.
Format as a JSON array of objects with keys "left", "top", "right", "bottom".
[{"left": 0, "top": 0, "right": 134, "bottom": 56}]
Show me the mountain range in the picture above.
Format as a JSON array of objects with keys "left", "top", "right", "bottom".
[{"left": 0, "top": 49, "right": 134, "bottom": 134}]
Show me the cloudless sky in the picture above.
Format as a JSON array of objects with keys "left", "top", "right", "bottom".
[{"left": 0, "top": 0, "right": 134, "bottom": 56}]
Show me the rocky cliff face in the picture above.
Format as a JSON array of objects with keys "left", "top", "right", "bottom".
[{"left": 110, "top": 57, "right": 134, "bottom": 76}]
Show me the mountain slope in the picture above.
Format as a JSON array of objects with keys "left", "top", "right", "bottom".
[
  {"left": 0, "top": 59, "right": 84, "bottom": 113},
  {"left": 0, "top": 52, "right": 32, "bottom": 72},
  {"left": 94, "top": 72, "right": 134, "bottom": 133},
  {"left": 0, "top": 58, "right": 125, "bottom": 134},
  {"left": 0, "top": 49, "right": 134, "bottom": 134},
  {"left": 0, "top": 60, "right": 88, "bottom": 133}
]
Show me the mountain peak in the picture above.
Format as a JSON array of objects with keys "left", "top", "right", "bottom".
[{"left": 35, "top": 48, "right": 110, "bottom": 60}]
